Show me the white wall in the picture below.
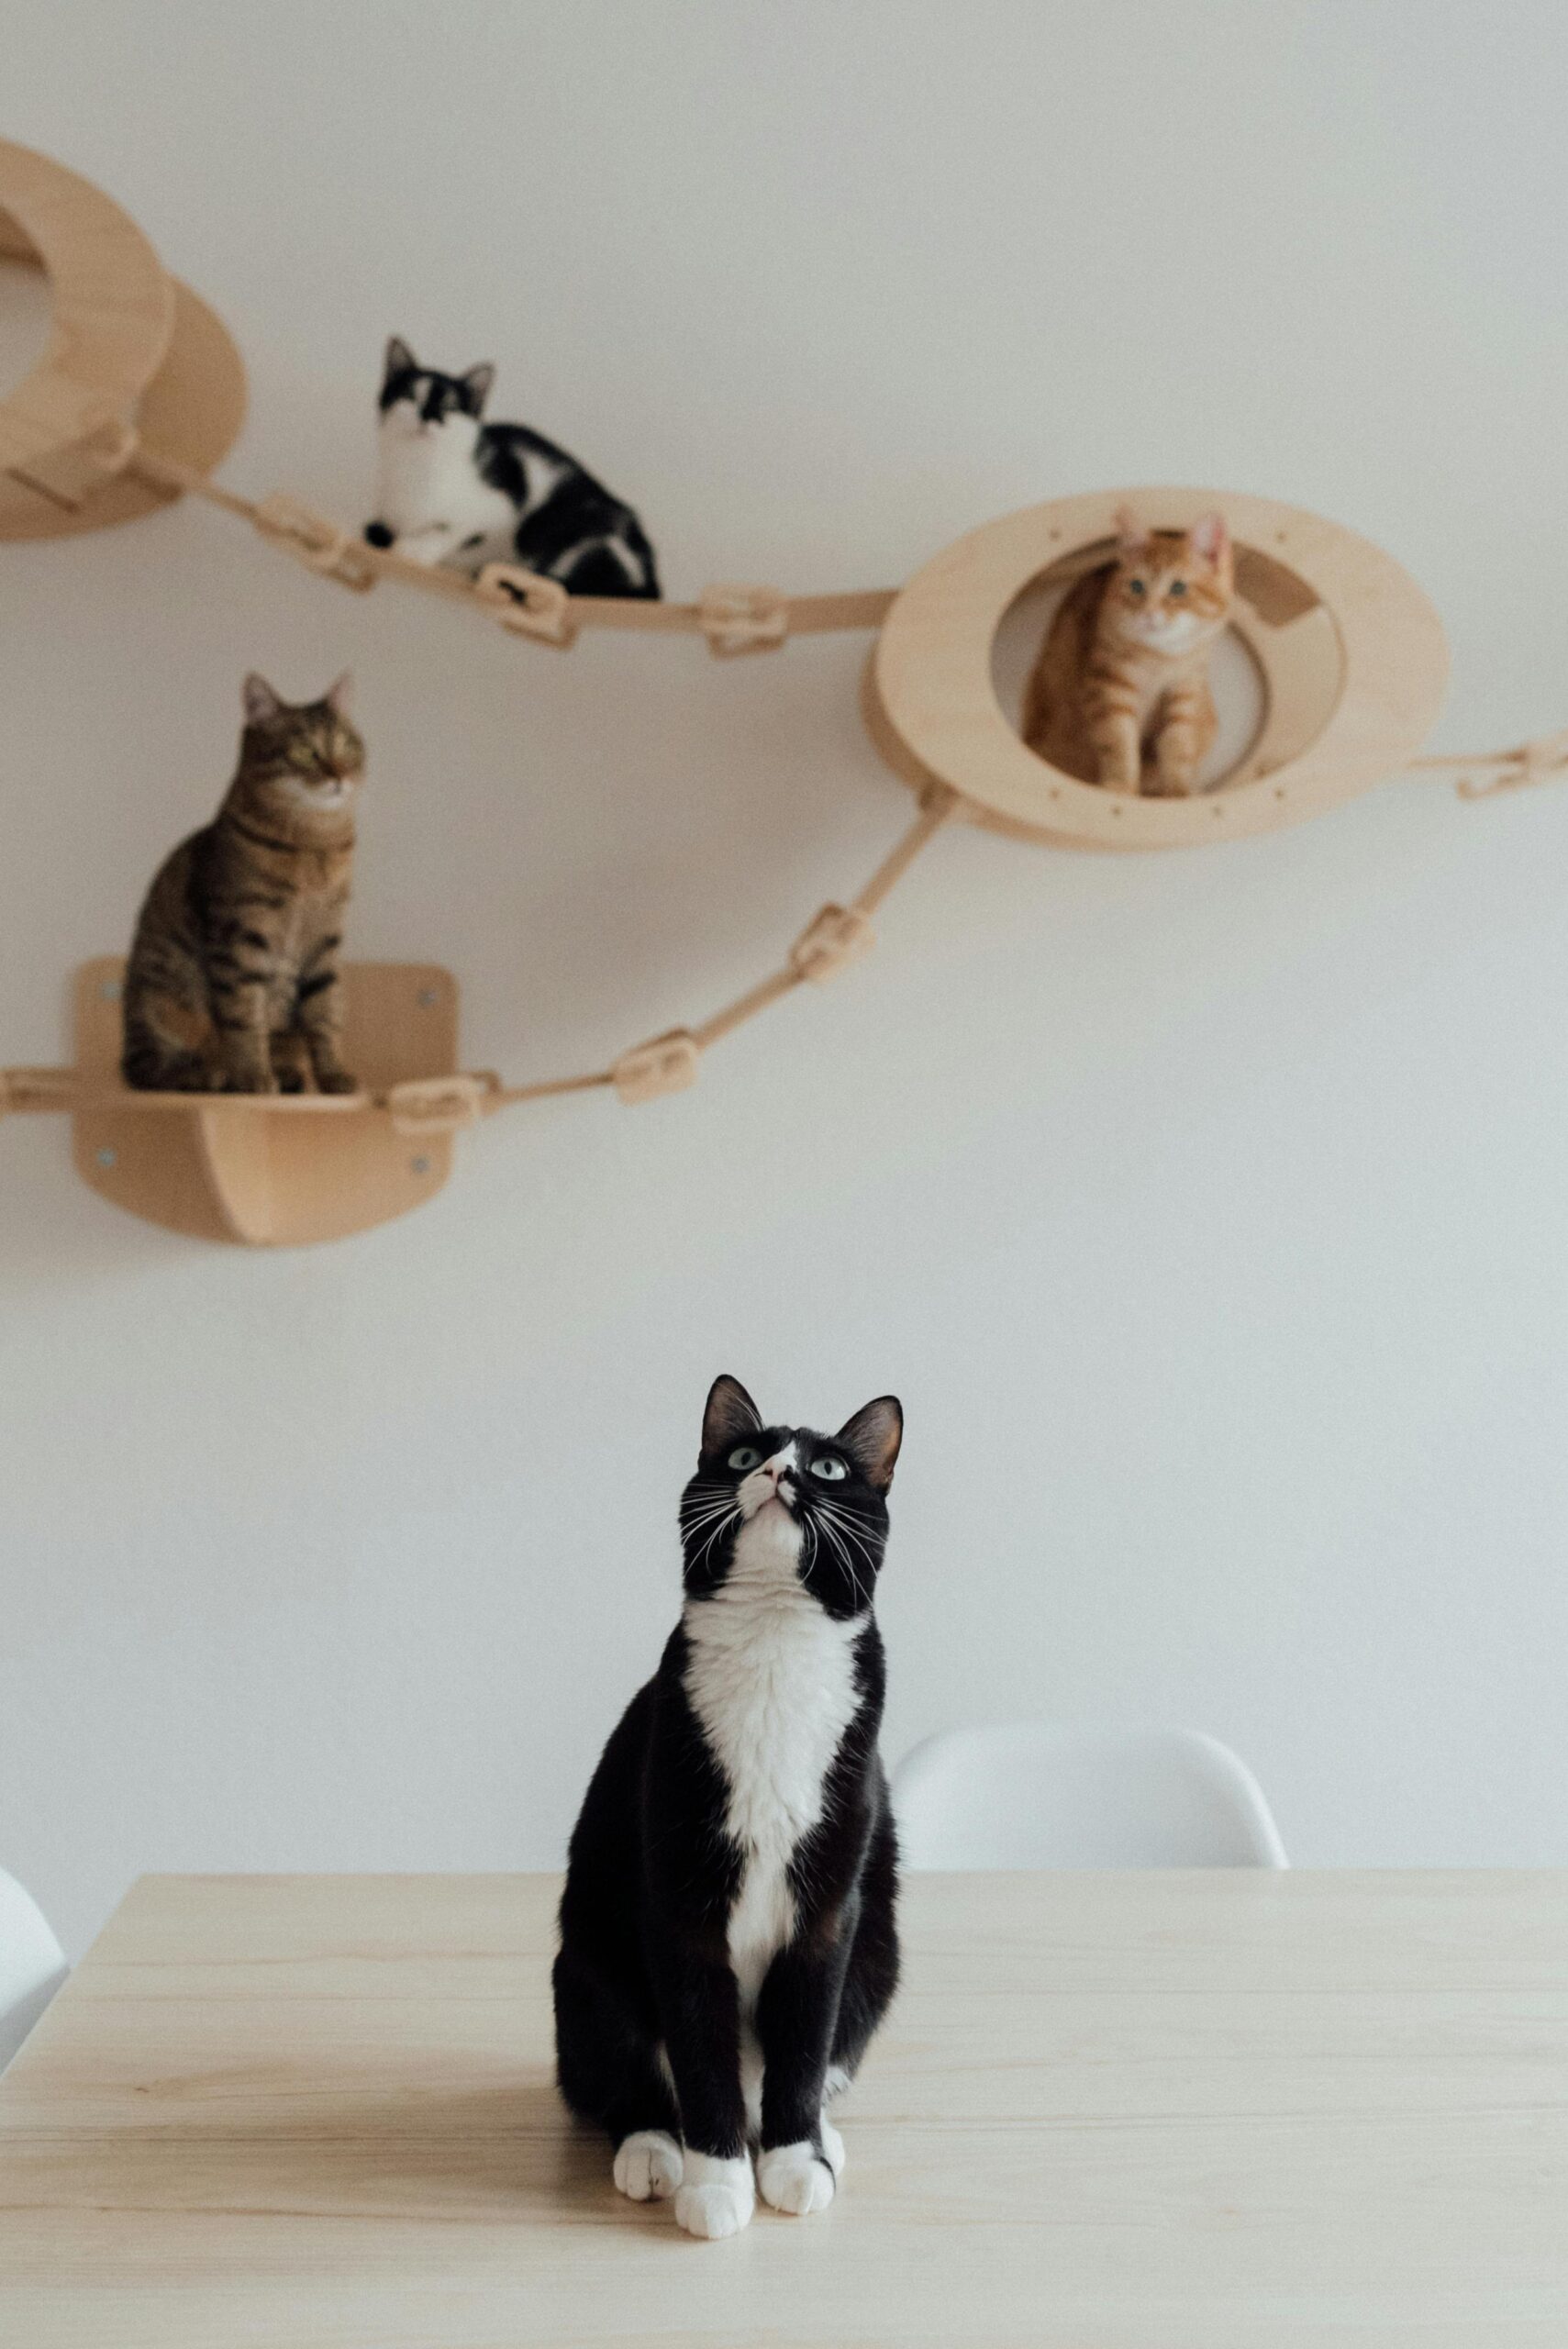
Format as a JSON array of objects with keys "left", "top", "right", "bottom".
[{"left": 4, "top": 2, "right": 1567, "bottom": 1957}]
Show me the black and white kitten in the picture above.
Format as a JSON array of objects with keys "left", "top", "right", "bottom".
[
  {"left": 363, "top": 338, "right": 660, "bottom": 598},
  {"left": 553, "top": 1375, "right": 903, "bottom": 2240}
]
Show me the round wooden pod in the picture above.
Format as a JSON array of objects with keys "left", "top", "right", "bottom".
[
  {"left": 866, "top": 488, "right": 1450, "bottom": 850},
  {"left": 0, "top": 139, "right": 245, "bottom": 540}
]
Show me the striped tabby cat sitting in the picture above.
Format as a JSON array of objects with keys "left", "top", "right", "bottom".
[
  {"left": 1022, "top": 508, "right": 1234, "bottom": 796},
  {"left": 121, "top": 674, "right": 364, "bottom": 1096}
]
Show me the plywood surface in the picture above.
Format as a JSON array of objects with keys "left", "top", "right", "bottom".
[
  {"left": 72, "top": 958, "right": 460, "bottom": 1243},
  {"left": 0, "top": 1871, "right": 1562, "bottom": 2345},
  {"left": 870, "top": 488, "right": 1450, "bottom": 850}
]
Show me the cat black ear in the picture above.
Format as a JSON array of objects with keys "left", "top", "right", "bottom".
[
  {"left": 836, "top": 1397, "right": 903, "bottom": 1492},
  {"left": 325, "top": 672, "right": 353, "bottom": 717},
  {"left": 384, "top": 336, "right": 417, "bottom": 384},
  {"left": 460, "top": 362, "right": 495, "bottom": 414},
  {"left": 702, "top": 1375, "right": 761, "bottom": 1457},
  {"left": 243, "top": 673, "right": 284, "bottom": 727}
]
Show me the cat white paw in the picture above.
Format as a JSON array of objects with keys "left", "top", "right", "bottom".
[
  {"left": 613, "top": 2130, "right": 683, "bottom": 2202},
  {"left": 758, "top": 2140, "right": 837, "bottom": 2217},
  {"left": 674, "top": 2151, "right": 754, "bottom": 2240}
]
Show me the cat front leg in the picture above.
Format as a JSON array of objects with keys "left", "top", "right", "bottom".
[
  {"left": 1151, "top": 680, "right": 1214, "bottom": 796},
  {"left": 295, "top": 952, "right": 357, "bottom": 1095},
  {"left": 212, "top": 978, "right": 279, "bottom": 1094},
  {"left": 754, "top": 1935, "right": 851, "bottom": 2218},
  {"left": 1088, "top": 707, "right": 1143, "bottom": 794},
  {"left": 392, "top": 521, "right": 462, "bottom": 567},
  {"left": 654, "top": 1955, "right": 755, "bottom": 2239},
  {"left": 269, "top": 1030, "right": 313, "bottom": 1095}
]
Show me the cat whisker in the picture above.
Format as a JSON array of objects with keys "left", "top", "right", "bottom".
[
  {"left": 688, "top": 1505, "right": 741, "bottom": 1575},
  {"left": 817, "top": 1501, "right": 878, "bottom": 1565},
  {"left": 814, "top": 1503, "right": 878, "bottom": 1610},
  {"left": 807, "top": 1507, "right": 869, "bottom": 1612},
  {"left": 680, "top": 1498, "right": 740, "bottom": 1535}
]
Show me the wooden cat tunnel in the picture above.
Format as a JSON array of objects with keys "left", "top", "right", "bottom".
[
  {"left": 867, "top": 488, "right": 1452, "bottom": 848},
  {"left": 4, "top": 139, "right": 1568, "bottom": 1246},
  {"left": 0, "top": 140, "right": 245, "bottom": 540}
]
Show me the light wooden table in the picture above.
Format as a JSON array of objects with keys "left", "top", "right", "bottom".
[{"left": 0, "top": 1872, "right": 1562, "bottom": 2346}]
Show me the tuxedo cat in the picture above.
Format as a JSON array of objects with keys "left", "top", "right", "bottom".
[
  {"left": 553, "top": 1375, "right": 903, "bottom": 2240},
  {"left": 362, "top": 339, "right": 660, "bottom": 598}
]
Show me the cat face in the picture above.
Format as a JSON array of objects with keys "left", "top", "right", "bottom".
[
  {"left": 241, "top": 674, "right": 365, "bottom": 813},
  {"left": 378, "top": 337, "right": 495, "bottom": 441},
  {"left": 1105, "top": 510, "right": 1233, "bottom": 654},
  {"left": 679, "top": 1375, "right": 902, "bottom": 1619}
]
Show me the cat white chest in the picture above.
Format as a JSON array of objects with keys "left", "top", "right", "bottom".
[
  {"left": 683, "top": 1520, "right": 863, "bottom": 2013},
  {"left": 374, "top": 418, "right": 517, "bottom": 547}
]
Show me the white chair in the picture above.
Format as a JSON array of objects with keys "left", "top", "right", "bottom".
[
  {"left": 0, "top": 1868, "right": 68, "bottom": 2072},
  {"left": 893, "top": 1722, "right": 1288, "bottom": 1869}
]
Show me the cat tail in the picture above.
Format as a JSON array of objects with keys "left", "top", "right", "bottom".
[{"left": 619, "top": 515, "right": 661, "bottom": 601}]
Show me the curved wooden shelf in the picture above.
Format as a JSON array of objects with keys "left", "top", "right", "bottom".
[
  {"left": 69, "top": 960, "right": 461, "bottom": 1246},
  {"left": 0, "top": 139, "right": 245, "bottom": 539},
  {"left": 866, "top": 487, "right": 1450, "bottom": 851}
]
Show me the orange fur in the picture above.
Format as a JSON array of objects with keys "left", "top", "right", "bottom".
[{"left": 1021, "top": 510, "right": 1234, "bottom": 796}]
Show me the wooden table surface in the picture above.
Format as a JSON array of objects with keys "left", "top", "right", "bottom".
[{"left": 0, "top": 1871, "right": 1562, "bottom": 2346}]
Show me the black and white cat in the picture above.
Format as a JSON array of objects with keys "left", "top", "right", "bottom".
[
  {"left": 553, "top": 1375, "right": 903, "bottom": 2240},
  {"left": 363, "top": 338, "right": 660, "bottom": 598}
]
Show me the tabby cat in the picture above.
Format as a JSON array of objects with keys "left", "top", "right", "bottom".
[
  {"left": 554, "top": 1375, "right": 903, "bottom": 2240},
  {"left": 121, "top": 674, "right": 364, "bottom": 1095},
  {"left": 363, "top": 339, "right": 661, "bottom": 598},
  {"left": 1022, "top": 508, "right": 1234, "bottom": 795}
]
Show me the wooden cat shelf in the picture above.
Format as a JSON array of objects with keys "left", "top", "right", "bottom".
[
  {"left": 10, "top": 961, "right": 463, "bottom": 1246},
  {"left": 0, "top": 140, "right": 245, "bottom": 539},
  {"left": 3, "top": 139, "right": 1566, "bottom": 1245},
  {"left": 866, "top": 488, "right": 1451, "bottom": 849}
]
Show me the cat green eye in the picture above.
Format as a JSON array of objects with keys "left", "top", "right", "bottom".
[
  {"left": 727, "top": 1445, "right": 762, "bottom": 1471},
  {"left": 1168, "top": 580, "right": 1187, "bottom": 597},
  {"left": 1128, "top": 578, "right": 1146, "bottom": 596},
  {"left": 809, "top": 1455, "right": 848, "bottom": 1482}
]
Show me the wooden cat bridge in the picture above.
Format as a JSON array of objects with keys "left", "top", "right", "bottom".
[{"left": 2, "top": 139, "right": 1563, "bottom": 1245}]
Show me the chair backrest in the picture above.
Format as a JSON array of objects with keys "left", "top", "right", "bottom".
[
  {"left": 0, "top": 1869, "right": 68, "bottom": 2072},
  {"left": 893, "top": 1721, "right": 1289, "bottom": 1870}
]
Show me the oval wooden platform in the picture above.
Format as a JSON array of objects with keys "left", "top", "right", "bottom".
[
  {"left": 866, "top": 487, "right": 1450, "bottom": 850},
  {"left": 0, "top": 139, "right": 245, "bottom": 539}
]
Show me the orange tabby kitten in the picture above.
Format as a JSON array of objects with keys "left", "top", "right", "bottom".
[{"left": 1021, "top": 509, "right": 1234, "bottom": 796}]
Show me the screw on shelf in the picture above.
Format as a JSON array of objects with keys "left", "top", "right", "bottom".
[
  {"left": 95, "top": 1147, "right": 117, "bottom": 1168},
  {"left": 409, "top": 1155, "right": 431, "bottom": 1175}
]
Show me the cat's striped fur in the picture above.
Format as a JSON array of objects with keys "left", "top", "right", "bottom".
[
  {"left": 121, "top": 674, "right": 365, "bottom": 1095},
  {"left": 1022, "top": 509, "right": 1234, "bottom": 796}
]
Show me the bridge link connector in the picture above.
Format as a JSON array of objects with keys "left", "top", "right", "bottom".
[
  {"left": 474, "top": 563, "right": 578, "bottom": 648},
  {"left": 253, "top": 495, "right": 379, "bottom": 592},
  {"left": 384, "top": 1072, "right": 498, "bottom": 1136},
  {"left": 789, "top": 904, "right": 876, "bottom": 984},
  {"left": 0, "top": 1066, "right": 77, "bottom": 1115},
  {"left": 611, "top": 1030, "right": 701, "bottom": 1106},
  {"left": 699, "top": 584, "right": 789, "bottom": 658},
  {"left": 1454, "top": 727, "right": 1568, "bottom": 801}
]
